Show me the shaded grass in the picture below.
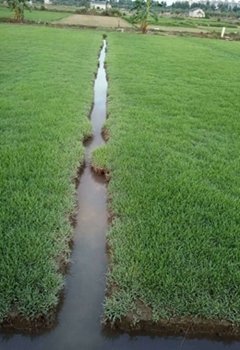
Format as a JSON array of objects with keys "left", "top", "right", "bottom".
[
  {"left": 0, "top": 6, "right": 71, "bottom": 22},
  {"left": 0, "top": 24, "right": 100, "bottom": 321},
  {"left": 94, "top": 33, "right": 240, "bottom": 325}
]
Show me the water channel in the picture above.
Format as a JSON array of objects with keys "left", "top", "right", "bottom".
[{"left": 1, "top": 40, "right": 240, "bottom": 350}]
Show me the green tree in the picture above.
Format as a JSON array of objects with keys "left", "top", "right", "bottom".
[
  {"left": 171, "top": 1, "right": 189, "bottom": 10},
  {"left": 131, "top": 0, "right": 158, "bottom": 34},
  {"left": 7, "top": 0, "right": 31, "bottom": 22}
]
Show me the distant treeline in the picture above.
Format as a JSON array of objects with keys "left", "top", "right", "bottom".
[
  {"left": 121, "top": 0, "right": 240, "bottom": 16},
  {"left": 170, "top": 1, "right": 240, "bottom": 13},
  {"left": 33, "top": 0, "right": 90, "bottom": 6},
  {"left": 1, "top": 0, "right": 239, "bottom": 16},
  {"left": 50, "top": 0, "right": 240, "bottom": 14}
]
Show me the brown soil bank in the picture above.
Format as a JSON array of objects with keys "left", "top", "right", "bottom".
[
  {"left": 0, "top": 308, "right": 58, "bottom": 332},
  {"left": 54, "top": 14, "right": 132, "bottom": 28},
  {"left": 105, "top": 304, "right": 240, "bottom": 339}
]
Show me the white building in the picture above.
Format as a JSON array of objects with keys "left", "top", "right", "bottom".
[
  {"left": 90, "top": 1, "right": 112, "bottom": 10},
  {"left": 189, "top": 8, "right": 206, "bottom": 17}
]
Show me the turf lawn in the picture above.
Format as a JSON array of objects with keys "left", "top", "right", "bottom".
[
  {"left": 0, "top": 24, "right": 100, "bottom": 321},
  {"left": 0, "top": 6, "right": 71, "bottom": 22},
  {"left": 93, "top": 33, "right": 240, "bottom": 324}
]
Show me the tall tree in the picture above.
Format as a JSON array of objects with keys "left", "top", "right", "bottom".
[
  {"left": 7, "top": 0, "right": 31, "bottom": 22},
  {"left": 131, "top": 0, "right": 158, "bottom": 34}
]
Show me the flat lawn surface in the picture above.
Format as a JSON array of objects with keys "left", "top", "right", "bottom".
[
  {"left": 0, "top": 6, "right": 71, "bottom": 21},
  {"left": 0, "top": 24, "right": 99, "bottom": 321},
  {"left": 93, "top": 34, "right": 240, "bottom": 324},
  {"left": 56, "top": 14, "right": 132, "bottom": 28}
]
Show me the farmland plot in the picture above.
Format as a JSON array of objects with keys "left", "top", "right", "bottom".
[
  {"left": 93, "top": 33, "right": 240, "bottom": 331},
  {"left": 0, "top": 24, "right": 99, "bottom": 323}
]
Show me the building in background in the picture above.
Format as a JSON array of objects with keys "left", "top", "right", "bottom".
[
  {"left": 189, "top": 8, "right": 205, "bottom": 16},
  {"left": 90, "top": 1, "right": 112, "bottom": 10}
]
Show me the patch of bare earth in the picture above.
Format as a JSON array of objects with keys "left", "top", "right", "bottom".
[
  {"left": 54, "top": 14, "right": 132, "bottom": 28},
  {"left": 148, "top": 25, "right": 208, "bottom": 33}
]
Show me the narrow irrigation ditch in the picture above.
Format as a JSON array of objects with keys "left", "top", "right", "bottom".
[{"left": 0, "top": 37, "right": 240, "bottom": 350}]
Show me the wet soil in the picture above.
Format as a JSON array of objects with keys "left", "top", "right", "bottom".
[{"left": 109, "top": 315, "right": 240, "bottom": 340}]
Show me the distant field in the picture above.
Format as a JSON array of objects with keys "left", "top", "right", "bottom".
[
  {"left": 55, "top": 14, "right": 132, "bottom": 28},
  {"left": 93, "top": 33, "right": 240, "bottom": 326},
  {"left": 156, "top": 16, "right": 239, "bottom": 29},
  {"left": 1, "top": 6, "right": 238, "bottom": 34},
  {"left": 0, "top": 6, "right": 71, "bottom": 21},
  {"left": 0, "top": 24, "right": 99, "bottom": 322},
  {"left": 0, "top": 7, "right": 132, "bottom": 28},
  {"left": 126, "top": 14, "right": 240, "bottom": 34}
]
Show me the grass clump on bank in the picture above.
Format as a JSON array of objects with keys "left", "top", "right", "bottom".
[
  {"left": 0, "top": 24, "right": 99, "bottom": 322},
  {"left": 96, "top": 33, "right": 240, "bottom": 326}
]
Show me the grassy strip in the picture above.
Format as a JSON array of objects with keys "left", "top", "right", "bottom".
[
  {"left": 0, "top": 6, "right": 71, "bottom": 22},
  {"left": 124, "top": 15, "right": 240, "bottom": 34},
  {"left": 94, "top": 33, "right": 240, "bottom": 326},
  {"left": 0, "top": 24, "right": 100, "bottom": 322},
  {"left": 156, "top": 17, "right": 239, "bottom": 29}
]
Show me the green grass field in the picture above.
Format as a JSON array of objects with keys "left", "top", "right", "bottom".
[
  {"left": 156, "top": 16, "right": 239, "bottom": 29},
  {"left": 0, "top": 24, "right": 99, "bottom": 321},
  {"left": 0, "top": 6, "right": 71, "bottom": 22},
  {"left": 93, "top": 33, "right": 240, "bottom": 324},
  {"left": 155, "top": 17, "right": 240, "bottom": 34},
  {"left": 125, "top": 14, "right": 240, "bottom": 34}
]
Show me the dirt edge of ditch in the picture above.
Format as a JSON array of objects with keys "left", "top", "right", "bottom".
[
  {"left": 104, "top": 312, "right": 240, "bottom": 340},
  {"left": 0, "top": 301, "right": 62, "bottom": 333}
]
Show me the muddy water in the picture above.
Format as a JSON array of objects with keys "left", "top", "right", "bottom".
[{"left": 1, "top": 40, "right": 240, "bottom": 350}]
